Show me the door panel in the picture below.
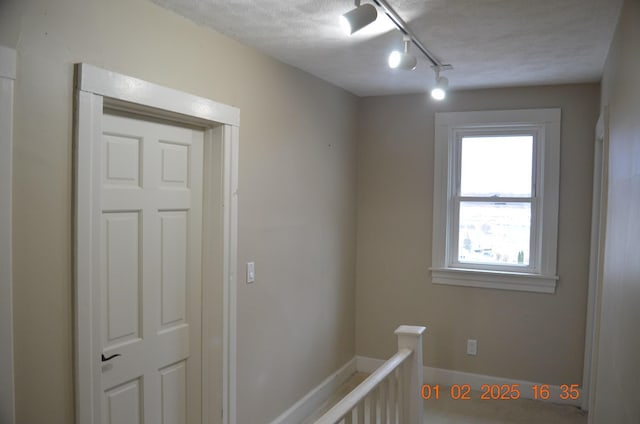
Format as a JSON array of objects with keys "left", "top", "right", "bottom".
[
  {"left": 159, "top": 141, "right": 190, "bottom": 187},
  {"left": 103, "top": 212, "right": 141, "bottom": 347},
  {"left": 103, "top": 134, "right": 141, "bottom": 186},
  {"left": 104, "top": 378, "right": 142, "bottom": 424},
  {"left": 100, "top": 112, "right": 203, "bottom": 424},
  {"left": 160, "top": 361, "right": 188, "bottom": 424},
  {"left": 160, "top": 211, "right": 188, "bottom": 328}
]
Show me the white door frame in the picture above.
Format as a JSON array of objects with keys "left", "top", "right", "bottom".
[
  {"left": 582, "top": 106, "right": 609, "bottom": 412},
  {"left": 0, "top": 45, "right": 17, "bottom": 424},
  {"left": 73, "top": 64, "right": 239, "bottom": 424}
]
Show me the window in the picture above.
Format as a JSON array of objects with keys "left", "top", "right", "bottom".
[{"left": 431, "top": 109, "right": 561, "bottom": 293}]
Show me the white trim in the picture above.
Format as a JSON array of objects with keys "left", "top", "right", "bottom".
[
  {"left": 270, "top": 358, "right": 357, "bottom": 424},
  {"left": 76, "top": 64, "right": 239, "bottom": 127},
  {"left": 582, "top": 106, "right": 609, "bottom": 412},
  {"left": 0, "top": 46, "right": 16, "bottom": 79},
  {"left": 431, "top": 267, "right": 558, "bottom": 294},
  {"left": 74, "top": 89, "right": 103, "bottom": 424},
  {"left": 432, "top": 108, "right": 561, "bottom": 293},
  {"left": 0, "top": 45, "right": 16, "bottom": 424},
  {"left": 356, "top": 356, "right": 582, "bottom": 406},
  {"left": 202, "top": 125, "right": 239, "bottom": 423},
  {"left": 434, "top": 108, "right": 561, "bottom": 126},
  {"left": 222, "top": 124, "right": 239, "bottom": 424},
  {"left": 74, "top": 64, "right": 239, "bottom": 424}
]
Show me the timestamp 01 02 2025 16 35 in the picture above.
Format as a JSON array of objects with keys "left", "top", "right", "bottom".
[{"left": 421, "top": 383, "right": 580, "bottom": 401}]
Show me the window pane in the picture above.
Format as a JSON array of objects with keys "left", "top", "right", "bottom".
[
  {"left": 458, "top": 202, "right": 531, "bottom": 266},
  {"left": 460, "top": 136, "right": 533, "bottom": 197}
]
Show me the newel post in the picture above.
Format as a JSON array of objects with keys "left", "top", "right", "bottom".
[{"left": 395, "top": 325, "right": 426, "bottom": 424}]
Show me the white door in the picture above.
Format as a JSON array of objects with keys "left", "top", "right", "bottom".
[{"left": 99, "top": 112, "right": 203, "bottom": 424}]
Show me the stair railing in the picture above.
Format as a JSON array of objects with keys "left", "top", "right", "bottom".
[{"left": 314, "top": 325, "right": 425, "bottom": 424}]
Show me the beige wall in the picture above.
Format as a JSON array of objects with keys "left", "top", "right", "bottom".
[
  {"left": 593, "top": 0, "right": 640, "bottom": 422},
  {"left": 356, "top": 84, "right": 600, "bottom": 385},
  {"left": 0, "top": 0, "right": 357, "bottom": 423}
]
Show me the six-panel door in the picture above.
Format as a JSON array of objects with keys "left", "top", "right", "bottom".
[{"left": 100, "top": 113, "right": 203, "bottom": 424}]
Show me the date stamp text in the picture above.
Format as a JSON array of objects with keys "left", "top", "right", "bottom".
[{"left": 421, "top": 384, "right": 580, "bottom": 401}]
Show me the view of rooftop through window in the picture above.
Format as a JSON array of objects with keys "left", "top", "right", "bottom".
[{"left": 457, "top": 135, "right": 534, "bottom": 267}]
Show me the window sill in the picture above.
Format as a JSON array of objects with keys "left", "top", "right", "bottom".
[{"left": 430, "top": 267, "right": 558, "bottom": 294}]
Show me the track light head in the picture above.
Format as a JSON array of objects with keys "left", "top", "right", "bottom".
[
  {"left": 340, "top": 3, "right": 377, "bottom": 35},
  {"left": 388, "top": 51, "right": 417, "bottom": 70},
  {"left": 431, "top": 76, "right": 449, "bottom": 100},
  {"left": 388, "top": 36, "right": 416, "bottom": 70}
]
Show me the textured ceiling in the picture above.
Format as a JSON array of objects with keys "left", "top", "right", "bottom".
[{"left": 151, "top": 0, "right": 623, "bottom": 96}]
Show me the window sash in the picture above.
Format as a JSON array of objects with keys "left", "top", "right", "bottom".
[
  {"left": 448, "top": 129, "right": 540, "bottom": 274},
  {"left": 449, "top": 197, "right": 539, "bottom": 273},
  {"left": 457, "top": 133, "right": 536, "bottom": 198}
]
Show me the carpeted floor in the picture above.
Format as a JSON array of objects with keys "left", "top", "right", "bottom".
[{"left": 304, "top": 373, "right": 588, "bottom": 424}]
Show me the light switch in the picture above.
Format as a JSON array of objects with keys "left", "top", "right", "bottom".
[{"left": 246, "top": 262, "right": 255, "bottom": 284}]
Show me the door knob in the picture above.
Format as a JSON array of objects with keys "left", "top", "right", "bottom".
[{"left": 101, "top": 353, "right": 122, "bottom": 362}]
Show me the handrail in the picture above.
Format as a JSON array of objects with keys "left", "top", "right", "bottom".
[{"left": 313, "top": 349, "right": 412, "bottom": 424}]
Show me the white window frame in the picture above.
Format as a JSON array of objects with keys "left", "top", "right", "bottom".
[{"left": 431, "top": 109, "right": 561, "bottom": 294}]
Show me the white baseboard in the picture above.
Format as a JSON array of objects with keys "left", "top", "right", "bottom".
[
  {"left": 270, "top": 358, "right": 357, "bottom": 424},
  {"left": 356, "top": 355, "right": 582, "bottom": 407}
]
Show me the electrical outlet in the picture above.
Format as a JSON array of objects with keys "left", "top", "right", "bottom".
[
  {"left": 246, "top": 262, "right": 255, "bottom": 284},
  {"left": 467, "top": 339, "right": 477, "bottom": 356}
]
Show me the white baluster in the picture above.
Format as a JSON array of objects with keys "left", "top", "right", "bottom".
[
  {"left": 379, "top": 378, "right": 387, "bottom": 423},
  {"left": 369, "top": 390, "right": 377, "bottom": 423},
  {"left": 388, "top": 371, "right": 397, "bottom": 424},
  {"left": 344, "top": 410, "right": 353, "bottom": 424},
  {"left": 397, "top": 367, "right": 403, "bottom": 423},
  {"left": 357, "top": 401, "right": 365, "bottom": 424}
]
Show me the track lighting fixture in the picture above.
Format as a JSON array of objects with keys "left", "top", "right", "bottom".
[
  {"left": 340, "top": 0, "right": 453, "bottom": 96},
  {"left": 388, "top": 35, "right": 417, "bottom": 70},
  {"left": 431, "top": 69, "right": 449, "bottom": 100},
  {"left": 340, "top": 0, "right": 378, "bottom": 35}
]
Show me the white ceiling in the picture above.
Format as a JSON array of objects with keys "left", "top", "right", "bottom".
[{"left": 151, "top": 0, "right": 623, "bottom": 96}]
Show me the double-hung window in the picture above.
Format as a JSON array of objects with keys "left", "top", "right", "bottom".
[{"left": 431, "top": 109, "right": 561, "bottom": 293}]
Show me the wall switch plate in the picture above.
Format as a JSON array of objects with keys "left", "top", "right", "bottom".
[
  {"left": 246, "top": 262, "right": 255, "bottom": 284},
  {"left": 467, "top": 339, "right": 477, "bottom": 356}
]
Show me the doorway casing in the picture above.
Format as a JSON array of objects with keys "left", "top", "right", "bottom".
[
  {"left": 0, "top": 45, "right": 17, "bottom": 424},
  {"left": 582, "top": 107, "right": 609, "bottom": 414},
  {"left": 73, "top": 64, "right": 239, "bottom": 424}
]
